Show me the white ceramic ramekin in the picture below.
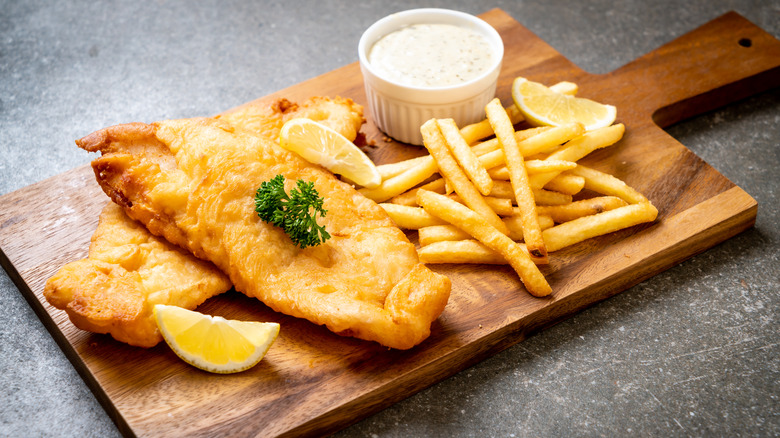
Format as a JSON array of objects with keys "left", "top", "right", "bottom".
[{"left": 358, "top": 8, "right": 504, "bottom": 146}]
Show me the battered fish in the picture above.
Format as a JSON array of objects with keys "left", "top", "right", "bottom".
[
  {"left": 78, "top": 116, "right": 451, "bottom": 350},
  {"left": 44, "top": 97, "right": 367, "bottom": 347},
  {"left": 44, "top": 203, "right": 231, "bottom": 347}
]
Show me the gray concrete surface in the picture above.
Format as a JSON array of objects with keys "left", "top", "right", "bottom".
[{"left": 1, "top": 1, "right": 778, "bottom": 436}]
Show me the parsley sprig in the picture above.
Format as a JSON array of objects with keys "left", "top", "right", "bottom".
[{"left": 254, "top": 175, "right": 330, "bottom": 249}]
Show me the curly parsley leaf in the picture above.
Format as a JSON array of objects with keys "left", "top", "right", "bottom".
[{"left": 254, "top": 175, "right": 330, "bottom": 249}]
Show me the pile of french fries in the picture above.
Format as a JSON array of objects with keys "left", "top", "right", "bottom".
[{"left": 357, "top": 81, "right": 658, "bottom": 297}]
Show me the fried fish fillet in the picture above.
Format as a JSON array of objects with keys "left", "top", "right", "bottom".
[
  {"left": 44, "top": 97, "right": 366, "bottom": 347},
  {"left": 44, "top": 203, "right": 232, "bottom": 347},
  {"left": 70, "top": 105, "right": 450, "bottom": 350}
]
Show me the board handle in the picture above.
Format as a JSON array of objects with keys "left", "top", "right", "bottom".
[{"left": 605, "top": 11, "right": 780, "bottom": 127}]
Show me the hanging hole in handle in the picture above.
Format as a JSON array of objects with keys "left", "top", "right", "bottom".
[{"left": 738, "top": 38, "right": 752, "bottom": 48}]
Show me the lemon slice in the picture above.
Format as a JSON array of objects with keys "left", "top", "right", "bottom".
[
  {"left": 511, "top": 77, "right": 616, "bottom": 130},
  {"left": 279, "top": 118, "right": 381, "bottom": 188},
  {"left": 153, "top": 304, "right": 279, "bottom": 374}
]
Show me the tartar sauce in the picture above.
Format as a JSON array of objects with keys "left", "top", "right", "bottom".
[{"left": 368, "top": 23, "right": 494, "bottom": 88}]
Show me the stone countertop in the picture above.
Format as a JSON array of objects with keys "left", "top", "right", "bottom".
[{"left": 1, "top": 1, "right": 777, "bottom": 436}]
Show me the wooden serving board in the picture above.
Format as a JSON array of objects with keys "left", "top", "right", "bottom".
[{"left": 1, "top": 9, "right": 778, "bottom": 438}]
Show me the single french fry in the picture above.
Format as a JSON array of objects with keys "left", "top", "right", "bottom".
[
  {"left": 537, "top": 196, "right": 629, "bottom": 223},
  {"left": 418, "top": 225, "right": 472, "bottom": 246},
  {"left": 543, "top": 202, "right": 658, "bottom": 251},
  {"left": 419, "top": 240, "right": 507, "bottom": 264},
  {"left": 548, "top": 124, "right": 625, "bottom": 162},
  {"left": 379, "top": 203, "right": 446, "bottom": 229},
  {"left": 359, "top": 155, "right": 438, "bottom": 202},
  {"left": 516, "top": 122, "right": 585, "bottom": 160},
  {"left": 470, "top": 126, "right": 552, "bottom": 159},
  {"left": 488, "top": 180, "right": 515, "bottom": 199},
  {"left": 460, "top": 105, "right": 525, "bottom": 144},
  {"left": 487, "top": 165, "right": 510, "bottom": 180},
  {"left": 488, "top": 159, "right": 579, "bottom": 181},
  {"left": 542, "top": 173, "right": 585, "bottom": 195},
  {"left": 448, "top": 194, "right": 514, "bottom": 217},
  {"left": 568, "top": 164, "right": 649, "bottom": 204},
  {"left": 476, "top": 147, "right": 507, "bottom": 170},
  {"left": 531, "top": 123, "right": 625, "bottom": 188},
  {"left": 489, "top": 180, "right": 572, "bottom": 206},
  {"left": 531, "top": 189, "right": 573, "bottom": 206},
  {"left": 419, "top": 214, "right": 553, "bottom": 246},
  {"left": 504, "top": 214, "right": 555, "bottom": 238},
  {"left": 486, "top": 98, "right": 547, "bottom": 261},
  {"left": 526, "top": 159, "right": 578, "bottom": 174},
  {"left": 474, "top": 124, "right": 580, "bottom": 170},
  {"left": 416, "top": 189, "right": 551, "bottom": 296},
  {"left": 419, "top": 240, "right": 547, "bottom": 265},
  {"left": 438, "top": 118, "right": 493, "bottom": 196},
  {"left": 421, "top": 119, "right": 509, "bottom": 235},
  {"left": 389, "top": 178, "right": 446, "bottom": 206},
  {"left": 376, "top": 155, "right": 429, "bottom": 180}
]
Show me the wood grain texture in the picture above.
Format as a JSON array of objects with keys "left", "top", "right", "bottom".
[{"left": 0, "top": 9, "right": 776, "bottom": 438}]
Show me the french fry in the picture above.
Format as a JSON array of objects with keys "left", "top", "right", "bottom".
[
  {"left": 359, "top": 155, "right": 438, "bottom": 202},
  {"left": 537, "top": 196, "right": 628, "bottom": 223},
  {"left": 487, "top": 165, "right": 510, "bottom": 180},
  {"left": 376, "top": 155, "right": 429, "bottom": 180},
  {"left": 474, "top": 124, "right": 582, "bottom": 171},
  {"left": 418, "top": 225, "right": 473, "bottom": 246},
  {"left": 543, "top": 202, "right": 658, "bottom": 252},
  {"left": 526, "top": 159, "right": 578, "bottom": 173},
  {"left": 419, "top": 239, "right": 508, "bottom": 264},
  {"left": 489, "top": 180, "right": 572, "bottom": 206},
  {"left": 416, "top": 189, "right": 551, "bottom": 296},
  {"left": 485, "top": 98, "right": 547, "bottom": 261},
  {"left": 421, "top": 119, "right": 509, "bottom": 235},
  {"left": 419, "top": 240, "right": 547, "bottom": 265},
  {"left": 390, "top": 178, "right": 446, "bottom": 206},
  {"left": 488, "top": 180, "right": 515, "bottom": 199},
  {"left": 516, "top": 122, "right": 585, "bottom": 158},
  {"left": 437, "top": 118, "right": 493, "bottom": 196},
  {"left": 379, "top": 203, "right": 446, "bottom": 229},
  {"left": 448, "top": 194, "right": 514, "bottom": 217},
  {"left": 419, "top": 214, "right": 554, "bottom": 246},
  {"left": 542, "top": 173, "right": 585, "bottom": 195},
  {"left": 568, "top": 164, "right": 649, "bottom": 204},
  {"left": 460, "top": 105, "right": 524, "bottom": 145},
  {"left": 488, "top": 159, "right": 578, "bottom": 180},
  {"left": 531, "top": 189, "right": 573, "bottom": 206},
  {"left": 548, "top": 124, "right": 625, "bottom": 161},
  {"left": 531, "top": 123, "right": 625, "bottom": 188},
  {"left": 504, "top": 213, "right": 555, "bottom": 237}
]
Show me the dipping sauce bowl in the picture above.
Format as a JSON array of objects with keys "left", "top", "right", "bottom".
[{"left": 358, "top": 8, "right": 504, "bottom": 145}]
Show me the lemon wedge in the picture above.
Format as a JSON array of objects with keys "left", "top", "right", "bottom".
[
  {"left": 279, "top": 118, "right": 381, "bottom": 188},
  {"left": 511, "top": 77, "right": 616, "bottom": 131},
  {"left": 153, "top": 304, "right": 279, "bottom": 374}
]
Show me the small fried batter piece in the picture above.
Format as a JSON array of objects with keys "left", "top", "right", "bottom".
[
  {"left": 44, "top": 203, "right": 231, "bottom": 347},
  {"left": 217, "top": 96, "right": 365, "bottom": 143}
]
